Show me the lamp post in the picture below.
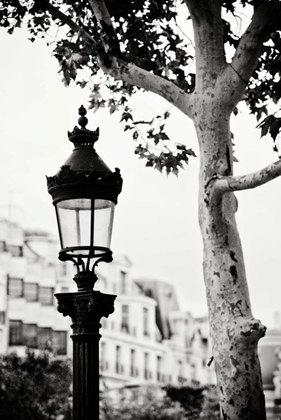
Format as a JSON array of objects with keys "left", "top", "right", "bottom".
[{"left": 46, "top": 106, "right": 123, "bottom": 420}]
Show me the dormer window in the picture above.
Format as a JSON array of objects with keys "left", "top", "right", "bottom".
[
  {"left": 143, "top": 307, "right": 149, "bottom": 336},
  {"left": 121, "top": 305, "right": 129, "bottom": 333},
  {"left": 6, "top": 245, "right": 23, "bottom": 257},
  {"left": 120, "top": 271, "right": 127, "bottom": 294},
  {"left": 7, "top": 277, "right": 23, "bottom": 298}
]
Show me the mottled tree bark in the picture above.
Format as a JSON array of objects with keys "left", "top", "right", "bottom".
[{"left": 193, "top": 99, "right": 266, "bottom": 418}]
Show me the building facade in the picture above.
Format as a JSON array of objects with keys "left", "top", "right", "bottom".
[
  {"left": 0, "top": 218, "right": 215, "bottom": 389},
  {"left": 0, "top": 219, "right": 73, "bottom": 357}
]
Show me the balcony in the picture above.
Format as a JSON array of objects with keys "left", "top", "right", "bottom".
[
  {"left": 121, "top": 323, "right": 137, "bottom": 336},
  {"left": 100, "top": 361, "right": 172, "bottom": 384},
  {"left": 130, "top": 367, "right": 139, "bottom": 378},
  {"left": 115, "top": 363, "right": 124, "bottom": 375},
  {"left": 144, "top": 369, "right": 153, "bottom": 380},
  {"left": 100, "top": 361, "right": 109, "bottom": 372}
]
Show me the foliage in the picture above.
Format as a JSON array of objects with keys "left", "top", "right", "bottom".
[
  {"left": 1, "top": 0, "right": 280, "bottom": 172},
  {"left": 200, "top": 386, "right": 220, "bottom": 420},
  {"left": 100, "top": 384, "right": 219, "bottom": 420},
  {"left": 0, "top": 349, "right": 72, "bottom": 420},
  {"left": 165, "top": 384, "right": 205, "bottom": 418}
]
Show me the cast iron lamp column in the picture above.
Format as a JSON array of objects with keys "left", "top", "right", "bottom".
[{"left": 46, "top": 106, "right": 123, "bottom": 420}]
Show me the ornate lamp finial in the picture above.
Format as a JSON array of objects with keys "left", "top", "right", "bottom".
[
  {"left": 78, "top": 105, "right": 88, "bottom": 129},
  {"left": 67, "top": 105, "right": 99, "bottom": 146}
]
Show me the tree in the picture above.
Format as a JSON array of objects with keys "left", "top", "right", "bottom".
[
  {"left": 0, "top": 350, "right": 72, "bottom": 420},
  {"left": 1, "top": 0, "right": 281, "bottom": 418}
]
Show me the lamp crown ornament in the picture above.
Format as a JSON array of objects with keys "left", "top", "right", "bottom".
[
  {"left": 46, "top": 106, "right": 122, "bottom": 203},
  {"left": 68, "top": 105, "right": 100, "bottom": 147}
]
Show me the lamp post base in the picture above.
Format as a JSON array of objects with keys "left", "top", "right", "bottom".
[{"left": 55, "top": 290, "right": 116, "bottom": 420}]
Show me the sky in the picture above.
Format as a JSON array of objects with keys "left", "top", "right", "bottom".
[{"left": 0, "top": 27, "right": 281, "bottom": 328}]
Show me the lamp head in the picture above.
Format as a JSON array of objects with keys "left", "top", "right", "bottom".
[{"left": 46, "top": 106, "right": 122, "bottom": 290}]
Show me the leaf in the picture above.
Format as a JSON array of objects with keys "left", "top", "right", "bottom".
[
  {"left": 158, "top": 132, "right": 169, "bottom": 140},
  {"left": 186, "top": 148, "right": 197, "bottom": 157},
  {"left": 257, "top": 115, "right": 275, "bottom": 138},
  {"left": 147, "top": 129, "right": 154, "bottom": 138},
  {"left": 120, "top": 112, "right": 133, "bottom": 122},
  {"left": 77, "top": 80, "right": 87, "bottom": 89},
  {"left": 256, "top": 106, "right": 268, "bottom": 122},
  {"left": 164, "top": 112, "right": 170, "bottom": 119},
  {"left": 269, "top": 120, "right": 281, "bottom": 141},
  {"left": 109, "top": 104, "right": 117, "bottom": 114}
]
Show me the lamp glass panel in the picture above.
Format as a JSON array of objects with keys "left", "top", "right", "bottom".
[
  {"left": 56, "top": 199, "right": 91, "bottom": 252},
  {"left": 94, "top": 199, "right": 115, "bottom": 248}
]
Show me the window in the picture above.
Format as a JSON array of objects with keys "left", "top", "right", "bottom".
[
  {"left": 116, "top": 345, "right": 121, "bottom": 374},
  {"left": 6, "top": 245, "right": 23, "bottom": 257},
  {"left": 0, "top": 312, "right": 5, "bottom": 325},
  {"left": 143, "top": 307, "right": 149, "bottom": 336},
  {"left": 23, "top": 324, "right": 38, "bottom": 347},
  {"left": 121, "top": 305, "right": 129, "bottom": 333},
  {"left": 178, "top": 360, "right": 185, "bottom": 384},
  {"left": 61, "top": 286, "right": 69, "bottom": 293},
  {"left": 144, "top": 352, "right": 149, "bottom": 379},
  {"left": 53, "top": 331, "right": 67, "bottom": 355},
  {"left": 9, "top": 320, "right": 23, "bottom": 345},
  {"left": 7, "top": 277, "right": 23, "bottom": 297},
  {"left": 60, "top": 262, "right": 67, "bottom": 277},
  {"left": 38, "top": 287, "right": 54, "bottom": 306},
  {"left": 202, "top": 337, "right": 208, "bottom": 348},
  {"left": 120, "top": 271, "right": 127, "bottom": 294},
  {"left": 24, "top": 283, "right": 38, "bottom": 302},
  {"left": 191, "top": 363, "right": 196, "bottom": 380},
  {"left": 101, "top": 342, "right": 108, "bottom": 371},
  {"left": 0, "top": 241, "right": 6, "bottom": 252},
  {"left": 130, "top": 349, "right": 136, "bottom": 377},
  {"left": 157, "top": 355, "right": 162, "bottom": 381},
  {"left": 38, "top": 327, "right": 52, "bottom": 350}
]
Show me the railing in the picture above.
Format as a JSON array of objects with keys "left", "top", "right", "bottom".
[
  {"left": 144, "top": 369, "right": 153, "bottom": 380},
  {"left": 100, "top": 362, "right": 174, "bottom": 384},
  {"left": 115, "top": 363, "right": 124, "bottom": 374},
  {"left": 130, "top": 367, "right": 139, "bottom": 377},
  {"left": 120, "top": 324, "right": 137, "bottom": 336}
]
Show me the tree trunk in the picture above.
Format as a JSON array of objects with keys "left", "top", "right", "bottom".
[{"left": 194, "top": 99, "right": 267, "bottom": 419}]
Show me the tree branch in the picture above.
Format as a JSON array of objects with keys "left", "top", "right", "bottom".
[
  {"left": 87, "top": 0, "right": 193, "bottom": 117},
  {"left": 212, "top": 159, "right": 281, "bottom": 194},
  {"left": 87, "top": 0, "right": 112, "bottom": 28},
  {"left": 104, "top": 59, "right": 193, "bottom": 117},
  {"left": 43, "top": 0, "right": 194, "bottom": 117},
  {"left": 224, "top": 2, "right": 281, "bottom": 105},
  {"left": 87, "top": 0, "right": 121, "bottom": 58},
  {"left": 184, "top": 0, "right": 226, "bottom": 90},
  {"left": 42, "top": 1, "right": 96, "bottom": 46}
]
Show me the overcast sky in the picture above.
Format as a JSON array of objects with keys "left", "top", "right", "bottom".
[{"left": 0, "top": 28, "right": 281, "bottom": 328}]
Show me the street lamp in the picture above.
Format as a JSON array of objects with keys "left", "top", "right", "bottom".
[{"left": 46, "top": 106, "right": 122, "bottom": 420}]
